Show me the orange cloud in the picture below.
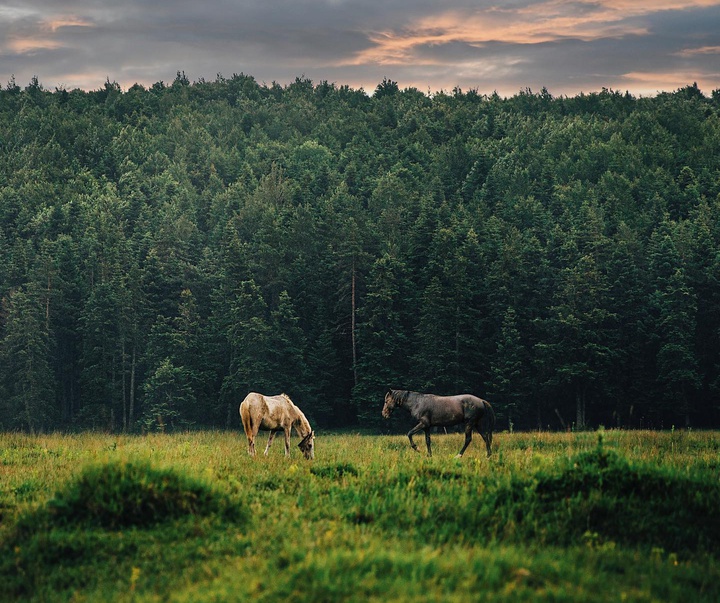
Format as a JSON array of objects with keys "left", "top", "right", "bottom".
[
  {"left": 8, "top": 38, "right": 62, "bottom": 53},
  {"left": 6, "top": 15, "right": 93, "bottom": 55},
  {"left": 45, "top": 17, "right": 93, "bottom": 32},
  {"left": 345, "top": 0, "right": 720, "bottom": 67},
  {"left": 676, "top": 45, "right": 720, "bottom": 57}
]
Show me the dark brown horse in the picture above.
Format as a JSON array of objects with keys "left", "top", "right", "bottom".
[{"left": 382, "top": 389, "right": 495, "bottom": 458}]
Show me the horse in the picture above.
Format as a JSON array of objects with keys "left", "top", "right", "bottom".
[
  {"left": 239, "top": 392, "right": 315, "bottom": 460},
  {"left": 382, "top": 389, "right": 495, "bottom": 458}
]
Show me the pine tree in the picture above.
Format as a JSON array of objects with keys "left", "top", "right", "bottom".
[
  {"left": 140, "top": 358, "right": 195, "bottom": 432},
  {"left": 647, "top": 219, "right": 700, "bottom": 426},
  {"left": 535, "top": 253, "right": 617, "bottom": 429},
  {"left": 268, "top": 290, "right": 309, "bottom": 400},
  {"left": 0, "top": 286, "right": 57, "bottom": 431},
  {"left": 354, "top": 252, "right": 411, "bottom": 425},
  {"left": 221, "top": 280, "right": 273, "bottom": 426},
  {"left": 488, "top": 307, "right": 530, "bottom": 431}
]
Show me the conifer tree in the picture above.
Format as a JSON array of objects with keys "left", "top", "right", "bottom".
[{"left": 0, "top": 286, "right": 57, "bottom": 431}]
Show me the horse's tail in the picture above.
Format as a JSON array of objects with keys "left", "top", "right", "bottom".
[
  {"left": 239, "top": 394, "right": 254, "bottom": 436},
  {"left": 482, "top": 400, "right": 495, "bottom": 454},
  {"left": 484, "top": 400, "right": 496, "bottom": 433}
]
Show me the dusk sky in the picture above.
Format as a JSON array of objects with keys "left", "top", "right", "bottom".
[{"left": 1, "top": 0, "right": 719, "bottom": 97}]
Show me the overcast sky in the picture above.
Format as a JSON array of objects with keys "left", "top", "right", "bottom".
[{"left": 1, "top": 0, "right": 719, "bottom": 97}]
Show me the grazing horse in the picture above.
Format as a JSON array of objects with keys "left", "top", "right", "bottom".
[
  {"left": 240, "top": 392, "right": 315, "bottom": 460},
  {"left": 382, "top": 389, "right": 495, "bottom": 458}
]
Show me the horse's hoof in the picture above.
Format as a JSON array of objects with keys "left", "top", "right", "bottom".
[{"left": 455, "top": 454, "right": 463, "bottom": 459}]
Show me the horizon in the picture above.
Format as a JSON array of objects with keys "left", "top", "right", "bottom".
[
  {"left": 7, "top": 72, "right": 714, "bottom": 101},
  {"left": 2, "top": 1, "right": 719, "bottom": 99}
]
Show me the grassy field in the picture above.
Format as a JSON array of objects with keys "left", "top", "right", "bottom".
[{"left": 1, "top": 429, "right": 719, "bottom": 601}]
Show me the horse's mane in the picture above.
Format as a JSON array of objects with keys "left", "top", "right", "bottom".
[
  {"left": 391, "top": 389, "right": 412, "bottom": 406},
  {"left": 281, "top": 393, "right": 312, "bottom": 436}
]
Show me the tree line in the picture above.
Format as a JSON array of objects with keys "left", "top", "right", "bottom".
[{"left": 1, "top": 73, "right": 720, "bottom": 432}]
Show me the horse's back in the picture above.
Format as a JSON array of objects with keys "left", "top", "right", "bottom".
[
  {"left": 440, "top": 393, "right": 489, "bottom": 423},
  {"left": 240, "top": 392, "right": 295, "bottom": 431},
  {"left": 439, "top": 393, "right": 484, "bottom": 408},
  {"left": 240, "top": 391, "right": 266, "bottom": 413}
]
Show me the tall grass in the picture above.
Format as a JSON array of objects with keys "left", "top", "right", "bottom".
[{"left": 1, "top": 429, "right": 719, "bottom": 601}]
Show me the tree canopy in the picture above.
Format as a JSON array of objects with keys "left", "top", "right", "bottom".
[{"left": 2, "top": 75, "right": 720, "bottom": 432}]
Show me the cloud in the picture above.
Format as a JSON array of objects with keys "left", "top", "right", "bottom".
[
  {"left": 0, "top": 0, "right": 718, "bottom": 96},
  {"left": 676, "top": 45, "right": 720, "bottom": 56}
]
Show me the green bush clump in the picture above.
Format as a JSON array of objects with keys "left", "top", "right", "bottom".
[
  {"left": 36, "top": 461, "right": 246, "bottom": 529},
  {"left": 310, "top": 462, "right": 359, "bottom": 479},
  {"left": 489, "top": 447, "right": 720, "bottom": 555},
  {"left": 327, "top": 445, "right": 720, "bottom": 558}
]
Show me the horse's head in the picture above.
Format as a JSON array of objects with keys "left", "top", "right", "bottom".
[
  {"left": 382, "top": 390, "right": 397, "bottom": 419},
  {"left": 298, "top": 431, "right": 315, "bottom": 460}
]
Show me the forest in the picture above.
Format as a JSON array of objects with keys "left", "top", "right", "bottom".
[{"left": 1, "top": 73, "right": 719, "bottom": 433}]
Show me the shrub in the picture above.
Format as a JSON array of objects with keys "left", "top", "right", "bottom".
[
  {"left": 34, "top": 461, "right": 246, "bottom": 529},
  {"left": 489, "top": 446, "right": 720, "bottom": 555},
  {"left": 310, "top": 463, "right": 359, "bottom": 479}
]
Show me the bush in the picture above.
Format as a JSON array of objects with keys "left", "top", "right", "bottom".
[
  {"left": 310, "top": 462, "right": 359, "bottom": 479},
  {"left": 324, "top": 444, "right": 720, "bottom": 557},
  {"left": 32, "top": 461, "right": 246, "bottom": 529},
  {"left": 488, "top": 446, "right": 720, "bottom": 555}
]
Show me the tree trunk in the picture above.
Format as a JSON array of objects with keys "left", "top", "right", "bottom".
[
  {"left": 576, "top": 386, "right": 586, "bottom": 430},
  {"left": 129, "top": 344, "right": 136, "bottom": 428},
  {"left": 454, "top": 304, "right": 460, "bottom": 390},
  {"left": 351, "top": 260, "right": 358, "bottom": 388},
  {"left": 226, "top": 399, "right": 234, "bottom": 429},
  {"left": 122, "top": 339, "right": 127, "bottom": 432}
]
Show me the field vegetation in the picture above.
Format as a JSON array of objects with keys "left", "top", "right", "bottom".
[{"left": 1, "top": 429, "right": 718, "bottom": 601}]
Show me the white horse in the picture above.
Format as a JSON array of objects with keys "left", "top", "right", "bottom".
[{"left": 239, "top": 392, "right": 315, "bottom": 459}]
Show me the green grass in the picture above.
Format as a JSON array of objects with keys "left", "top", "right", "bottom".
[{"left": 1, "top": 429, "right": 719, "bottom": 601}]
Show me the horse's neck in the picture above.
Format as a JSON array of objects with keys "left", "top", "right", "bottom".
[
  {"left": 401, "top": 391, "right": 419, "bottom": 410},
  {"left": 293, "top": 409, "right": 311, "bottom": 437}
]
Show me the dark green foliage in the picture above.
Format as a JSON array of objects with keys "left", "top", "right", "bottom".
[
  {"left": 25, "top": 461, "right": 246, "bottom": 529},
  {"left": 2, "top": 460, "right": 248, "bottom": 599},
  {"left": 321, "top": 443, "right": 720, "bottom": 557},
  {"left": 310, "top": 462, "right": 359, "bottom": 479},
  {"left": 2, "top": 77, "right": 720, "bottom": 431},
  {"left": 497, "top": 446, "right": 720, "bottom": 555}
]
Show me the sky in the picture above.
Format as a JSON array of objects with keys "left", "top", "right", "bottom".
[{"left": 1, "top": 0, "right": 719, "bottom": 98}]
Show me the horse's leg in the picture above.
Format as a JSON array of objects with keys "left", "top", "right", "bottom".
[
  {"left": 480, "top": 430, "right": 493, "bottom": 457},
  {"left": 424, "top": 428, "right": 432, "bottom": 457},
  {"left": 245, "top": 430, "right": 256, "bottom": 456},
  {"left": 241, "top": 412, "right": 255, "bottom": 456},
  {"left": 456, "top": 424, "right": 473, "bottom": 458},
  {"left": 407, "top": 422, "right": 426, "bottom": 453},
  {"left": 264, "top": 430, "right": 278, "bottom": 456},
  {"left": 283, "top": 427, "right": 291, "bottom": 457},
  {"left": 250, "top": 423, "right": 261, "bottom": 456}
]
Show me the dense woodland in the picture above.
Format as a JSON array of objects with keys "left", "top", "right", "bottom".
[{"left": 1, "top": 73, "right": 720, "bottom": 433}]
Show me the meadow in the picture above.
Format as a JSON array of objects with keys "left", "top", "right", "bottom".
[{"left": 1, "top": 429, "right": 719, "bottom": 602}]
